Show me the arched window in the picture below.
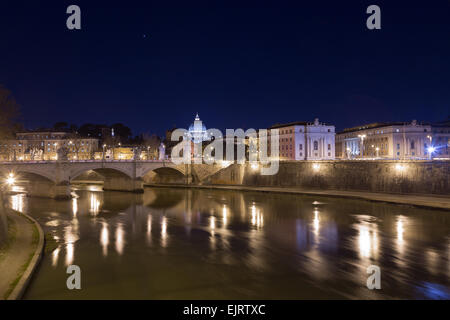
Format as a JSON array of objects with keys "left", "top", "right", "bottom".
[
  {"left": 314, "top": 141, "right": 318, "bottom": 151},
  {"left": 410, "top": 141, "right": 415, "bottom": 150}
]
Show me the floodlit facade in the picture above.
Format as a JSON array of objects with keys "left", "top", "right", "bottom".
[
  {"left": 431, "top": 119, "right": 450, "bottom": 159},
  {"left": 269, "top": 118, "right": 336, "bottom": 160},
  {"left": 0, "top": 131, "right": 99, "bottom": 161},
  {"left": 335, "top": 120, "right": 433, "bottom": 159}
]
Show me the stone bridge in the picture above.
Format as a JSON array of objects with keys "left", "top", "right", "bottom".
[{"left": 0, "top": 160, "right": 226, "bottom": 199}]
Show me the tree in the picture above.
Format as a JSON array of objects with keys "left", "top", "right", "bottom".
[
  {"left": 142, "top": 133, "right": 161, "bottom": 159},
  {"left": 0, "top": 85, "right": 20, "bottom": 139},
  {"left": 0, "top": 85, "right": 20, "bottom": 244},
  {"left": 111, "top": 123, "right": 132, "bottom": 143}
]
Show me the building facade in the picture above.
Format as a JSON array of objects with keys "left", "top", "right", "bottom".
[
  {"left": 335, "top": 120, "right": 433, "bottom": 160},
  {"left": 269, "top": 118, "right": 335, "bottom": 160},
  {"left": 0, "top": 131, "right": 99, "bottom": 161},
  {"left": 431, "top": 118, "right": 450, "bottom": 159}
]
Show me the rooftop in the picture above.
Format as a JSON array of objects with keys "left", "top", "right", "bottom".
[{"left": 339, "top": 121, "right": 430, "bottom": 134}]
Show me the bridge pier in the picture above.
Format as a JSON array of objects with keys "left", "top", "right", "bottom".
[{"left": 103, "top": 177, "right": 144, "bottom": 193}]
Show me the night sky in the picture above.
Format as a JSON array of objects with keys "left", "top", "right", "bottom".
[{"left": 1, "top": 0, "right": 449, "bottom": 136}]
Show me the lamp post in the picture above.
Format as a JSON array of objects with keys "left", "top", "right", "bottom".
[
  {"left": 102, "top": 144, "right": 106, "bottom": 161},
  {"left": 147, "top": 146, "right": 150, "bottom": 160},
  {"left": 346, "top": 147, "right": 351, "bottom": 159},
  {"left": 376, "top": 147, "right": 380, "bottom": 158},
  {"left": 358, "top": 134, "right": 366, "bottom": 159}
]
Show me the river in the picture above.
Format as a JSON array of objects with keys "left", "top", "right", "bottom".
[{"left": 5, "top": 185, "right": 450, "bottom": 299}]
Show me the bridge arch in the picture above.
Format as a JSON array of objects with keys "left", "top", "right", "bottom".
[
  {"left": 69, "top": 165, "right": 133, "bottom": 182},
  {"left": 140, "top": 165, "right": 186, "bottom": 178},
  {"left": 141, "top": 166, "right": 186, "bottom": 184},
  {"left": 0, "top": 166, "right": 56, "bottom": 183}
]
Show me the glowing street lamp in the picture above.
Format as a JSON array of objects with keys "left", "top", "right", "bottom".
[
  {"left": 6, "top": 173, "right": 16, "bottom": 185},
  {"left": 251, "top": 163, "right": 259, "bottom": 171},
  {"left": 102, "top": 144, "right": 107, "bottom": 160},
  {"left": 427, "top": 146, "right": 435, "bottom": 160}
]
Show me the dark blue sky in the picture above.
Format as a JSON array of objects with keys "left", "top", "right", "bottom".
[{"left": 1, "top": 0, "right": 449, "bottom": 136}]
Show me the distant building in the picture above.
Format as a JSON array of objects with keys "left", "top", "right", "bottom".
[
  {"left": 187, "top": 113, "right": 211, "bottom": 144},
  {"left": 431, "top": 118, "right": 450, "bottom": 159},
  {"left": 268, "top": 118, "right": 335, "bottom": 160},
  {"left": 335, "top": 120, "right": 433, "bottom": 159},
  {"left": 0, "top": 131, "right": 99, "bottom": 161}
]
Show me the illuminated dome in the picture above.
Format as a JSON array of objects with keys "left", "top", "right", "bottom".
[{"left": 187, "top": 113, "right": 210, "bottom": 143}]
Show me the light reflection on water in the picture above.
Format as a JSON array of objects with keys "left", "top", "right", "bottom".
[{"left": 8, "top": 186, "right": 449, "bottom": 300}]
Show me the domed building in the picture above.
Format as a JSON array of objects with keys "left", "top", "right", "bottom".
[{"left": 187, "top": 113, "right": 211, "bottom": 144}]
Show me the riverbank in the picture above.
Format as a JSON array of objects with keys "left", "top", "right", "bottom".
[
  {"left": 146, "top": 184, "right": 450, "bottom": 210},
  {"left": 0, "top": 209, "right": 44, "bottom": 300}
]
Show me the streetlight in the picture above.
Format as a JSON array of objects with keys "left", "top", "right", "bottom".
[
  {"left": 358, "top": 134, "right": 366, "bottom": 158},
  {"left": 346, "top": 147, "right": 351, "bottom": 159},
  {"left": 375, "top": 147, "right": 380, "bottom": 158},
  {"left": 427, "top": 146, "right": 435, "bottom": 160},
  {"left": 6, "top": 172, "right": 16, "bottom": 186},
  {"left": 102, "top": 144, "right": 106, "bottom": 160}
]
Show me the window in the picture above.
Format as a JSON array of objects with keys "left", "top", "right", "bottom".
[
  {"left": 314, "top": 141, "right": 318, "bottom": 151},
  {"left": 299, "top": 144, "right": 303, "bottom": 150},
  {"left": 397, "top": 144, "right": 400, "bottom": 150},
  {"left": 411, "top": 141, "right": 415, "bottom": 150},
  {"left": 328, "top": 144, "right": 331, "bottom": 150}
]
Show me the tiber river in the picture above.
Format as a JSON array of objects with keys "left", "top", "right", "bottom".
[{"left": 6, "top": 185, "right": 450, "bottom": 299}]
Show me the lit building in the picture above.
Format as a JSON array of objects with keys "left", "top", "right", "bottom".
[
  {"left": 268, "top": 118, "right": 335, "bottom": 160},
  {"left": 431, "top": 118, "right": 450, "bottom": 159},
  {"left": 0, "top": 131, "right": 99, "bottom": 161},
  {"left": 187, "top": 113, "right": 211, "bottom": 144},
  {"left": 335, "top": 120, "right": 433, "bottom": 159}
]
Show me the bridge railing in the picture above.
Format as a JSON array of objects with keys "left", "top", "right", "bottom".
[{"left": 0, "top": 159, "right": 172, "bottom": 164}]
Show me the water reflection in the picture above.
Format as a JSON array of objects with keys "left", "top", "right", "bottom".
[
  {"left": 90, "top": 193, "right": 101, "bottom": 216},
  {"left": 100, "top": 222, "right": 109, "bottom": 257},
  {"left": 115, "top": 223, "right": 125, "bottom": 255},
  {"left": 52, "top": 247, "right": 60, "bottom": 267},
  {"left": 355, "top": 216, "right": 379, "bottom": 260},
  {"left": 14, "top": 186, "right": 450, "bottom": 300},
  {"left": 10, "top": 193, "right": 25, "bottom": 213},
  {"left": 160, "top": 216, "right": 168, "bottom": 248},
  {"left": 250, "top": 204, "right": 263, "bottom": 229},
  {"left": 146, "top": 214, "right": 152, "bottom": 245},
  {"left": 72, "top": 197, "right": 78, "bottom": 217},
  {"left": 64, "top": 219, "right": 79, "bottom": 266},
  {"left": 222, "top": 205, "right": 228, "bottom": 227}
]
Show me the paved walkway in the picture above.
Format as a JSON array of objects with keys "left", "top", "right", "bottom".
[
  {"left": 148, "top": 184, "right": 450, "bottom": 210},
  {"left": 0, "top": 211, "right": 37, "bottom": 300}
]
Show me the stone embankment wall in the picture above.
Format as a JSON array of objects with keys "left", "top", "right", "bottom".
[{"left": 204, "top": 160, "right": 450, "bottom": 195}]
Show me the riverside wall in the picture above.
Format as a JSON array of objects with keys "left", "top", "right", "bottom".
[{"left": 204, "top": 160, "right": 450, "bottom": 195}]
